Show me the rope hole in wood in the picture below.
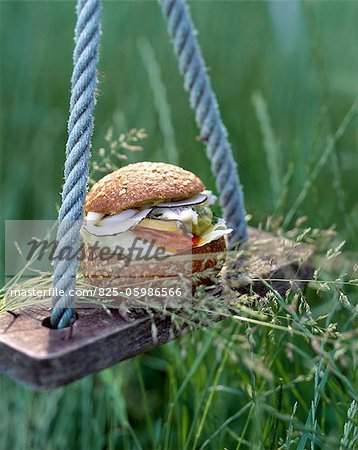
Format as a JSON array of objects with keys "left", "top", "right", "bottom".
[{"left": 42, "top": 313, "right": 78, "bottom": 330}]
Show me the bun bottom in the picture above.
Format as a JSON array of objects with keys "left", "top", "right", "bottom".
[{"left": 81, "top": 237, "right": 227, "bottom": 290}]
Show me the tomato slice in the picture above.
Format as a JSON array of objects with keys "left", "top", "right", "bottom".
[{"left": 191, "top": 235, "right": 201, "bottom": 248}]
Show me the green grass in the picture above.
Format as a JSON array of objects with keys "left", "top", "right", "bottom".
[{"left": 1, "top": 1, "right": 357, "bottom": 449}]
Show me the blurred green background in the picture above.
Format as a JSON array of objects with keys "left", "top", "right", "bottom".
[
  {"left": 1, "top": 0, "right": 357, "bottom": 237},
  {"left": 1, "top": 1, "right": 357, "bottom": 449}
]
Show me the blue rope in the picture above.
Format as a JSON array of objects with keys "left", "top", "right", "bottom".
[
  {"left": 51, "top": 0, "right": 101, "bottom": 329},
  {"left": 160, "top": 0, "right": 248, "bottom": 246}
]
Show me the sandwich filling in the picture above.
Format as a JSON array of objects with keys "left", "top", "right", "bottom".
[{"left": 82, "top": 190, "right": 232, "bottom": 254}]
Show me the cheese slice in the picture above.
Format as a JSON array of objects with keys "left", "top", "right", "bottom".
[{"left": 137, "top": 218, "right": 180, "bottom": 233}]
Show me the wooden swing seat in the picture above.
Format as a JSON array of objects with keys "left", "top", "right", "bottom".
[{"left": 0, "top": 227, "right": 312, "bottom": 389}]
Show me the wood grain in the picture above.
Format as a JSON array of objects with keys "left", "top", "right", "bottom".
[{"left": 0, "top": 228, "right": 313, "bottom": 389}]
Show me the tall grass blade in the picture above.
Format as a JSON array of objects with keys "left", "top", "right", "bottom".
[
  {"left": 252, "top": 91, "right": 281, "bottom": 207},
  {"left": 283, "top": 96, "right": 358, "bottom": 227},
  {"left": 137, "top": 37, "right": 178, "bottom": 165}
]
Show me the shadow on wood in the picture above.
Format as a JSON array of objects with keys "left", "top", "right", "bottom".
[{"left": 0, "top": 228, "right": 313, "bottom": 389}]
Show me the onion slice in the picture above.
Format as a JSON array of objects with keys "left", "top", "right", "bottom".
[
  {"left": 83, "top": 208, "right": 152, "bottom": 236},
  {"left": 99, "top": 209, "right": 138, "bottom": 225},
  {"left": 86, "top": 212, "right": 105, "bottom": 224},
  {"left": 151, "top": 206, "right": 198, "bottom": 224}
]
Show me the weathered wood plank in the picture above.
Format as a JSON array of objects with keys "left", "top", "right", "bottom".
[{"left": 0, "top": 228, "right": 312, "bottom": 389}]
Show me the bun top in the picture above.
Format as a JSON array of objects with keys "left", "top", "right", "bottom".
[{"left": 85, "top": 162, "right": 205, "bottom": 214}]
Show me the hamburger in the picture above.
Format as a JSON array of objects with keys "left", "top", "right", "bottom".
[{"left": 81, "top": 162, "right": 232, "bottom": 294}]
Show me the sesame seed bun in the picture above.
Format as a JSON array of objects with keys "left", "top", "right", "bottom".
[{"left": 85, "top": 162, "right": 205, "bottom": 214}]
